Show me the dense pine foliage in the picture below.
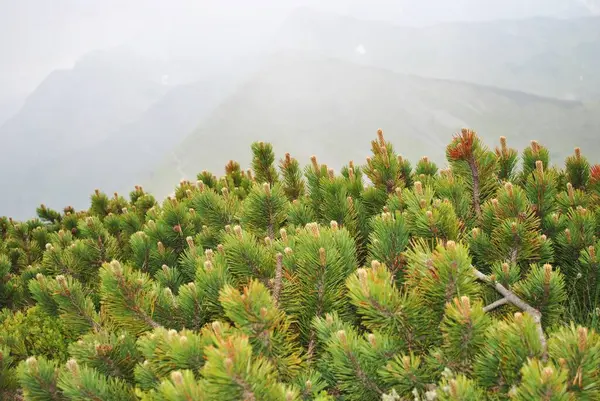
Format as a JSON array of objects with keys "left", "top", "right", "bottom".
[{"left": 2, "top": 129, "right": 600, "bottom": 400}]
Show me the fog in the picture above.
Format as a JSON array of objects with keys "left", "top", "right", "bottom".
[
  {"left": 3, "top": 0, "right": 598, "bottom": 106},
  {"left": 1, "top": 0, "right": 599, "bottom": 218}
]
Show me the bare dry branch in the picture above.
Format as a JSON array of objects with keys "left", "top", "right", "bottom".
[{"left": 473, "top": 267, "right": 547, "bottom": 361}]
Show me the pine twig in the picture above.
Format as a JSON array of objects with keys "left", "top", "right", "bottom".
[
  {"left": 473, "top": 267, "right": 547, "bottom": 361},
  {"left": 272, "top": 253, "right": 283, "bottom": 307},
  {"left": 483, "top": 297, "right": 509, "bottom": 312},
  {"left": 467, "top": 155, "right": 482, "bottom": 219}
]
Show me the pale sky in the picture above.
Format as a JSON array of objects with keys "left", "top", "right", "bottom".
[{"left": 0, "top": 0, "right": 598, "bottom": 105}]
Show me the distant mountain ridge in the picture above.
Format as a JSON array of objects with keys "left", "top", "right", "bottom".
[
  {"left": 0, "top": 48, "right": 168, "bottom": 170},
  {"left": 276, "top": 9, "right": 600, "bottom": 101},
  {"left": 0, "top": 49, "right": 261, "bottom": 219},
  {"left": 0, "top": 48, "right": 169, "bottom": 218},
  {"left": 2, "top": 9, "right": 600, "bottom": 219},
  {"left": 146, "top": 52, "right": 600, "bottom": 198}
]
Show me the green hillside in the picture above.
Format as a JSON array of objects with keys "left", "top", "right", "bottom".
[{"left": 147, "top": 52, "right": 600, "bottom": 198}]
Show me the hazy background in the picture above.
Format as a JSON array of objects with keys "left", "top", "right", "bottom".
[{"left": 1, "top": 0, "right": 600, "bottom": 218}]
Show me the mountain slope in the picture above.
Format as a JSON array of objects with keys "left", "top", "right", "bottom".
[
  {"left": 0, "top": 52, "right": 268, "bottom": 219},
  {"left": 0, "top": 48, "right": 168, "bottom": 169},
  {"left": 147, "top": 52, "right": 600, "bottom": 197},
  {"left": 0, "top": 48, "right": 169, "bottom": 218},
  {"left": 276, "top": 9, "right": 600, "bottom": 101}
]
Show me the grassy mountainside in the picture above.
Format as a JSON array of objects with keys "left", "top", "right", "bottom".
[
  {"left": 147, "top": 52, "right": 600, "bottom": 198},
  {"left": 277, "top": 9, "right": 600, "bottom": 100}
]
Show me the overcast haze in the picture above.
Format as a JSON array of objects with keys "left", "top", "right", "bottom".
[
  {"left": 3, "top": 0, "right": 599, "bottom": 107},
  {"left": 1, "top": 0, "right": 600, "bottom": 218}
]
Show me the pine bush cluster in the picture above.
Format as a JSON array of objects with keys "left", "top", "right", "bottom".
[{"left": 1, "top": 129, "right": 600, "bottom": 400}]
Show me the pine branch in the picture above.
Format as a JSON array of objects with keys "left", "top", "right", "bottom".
[
  {"left": 482, "top": 297, "right": 508, "bottom": 312},
  {"left": 272, "top": 253, "right": 283, "bottom": 307},
  {"left": 473, "top": 267, "right": 547, "bottom": 361},
  {"left": 467, "top": 154, "right": 482, "bottom": 219},
  {"left": 233, "top": 376, "right": 256, "bottom": 401}
]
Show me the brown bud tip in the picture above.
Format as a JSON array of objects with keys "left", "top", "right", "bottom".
[
  {"left": 542, "top": 367, "right": 554, "bottom": 381},
  {"left": 500, "top": 136, "right": 507, "bottom": 150},
  {"left": 233, "top": 225, "right": 243, "bottom": 239},
  {"left": 414, "top": 181, "right": 423, "bottom": 196},
  {"left": 543, "top": 264, "right": 552, "bottom": 283},
  {"left": 458, "top": 296, "right": 471, "bottom": 318},
  {"left": 531, "top": 140, "right": 540, "bottom": 154},
  {"left": 310, "top": 155, "right": 319, "bottom": 171},
  {"left": 575, "top": 147, "right": 581, "bottom": 159},
  {"left": 367, "top": 333, "right": 377, "bottom": 347},
  {"left": 212, "top": 320, "right": 222, "bottom": 334},
  {"left": 284, "top": 247, "right": 293, "bottom": 256},
  {"left": 336, "top": 330, "right": 347, "bottom": 344},
  {"left": 171, "top": 371, "right": 184, "bottom": 385},
  {"left": 535, "top": 160, "right": 544, "bottom": 175},
  {"left": 262, "top": 182, "right": 271, "bottom": 196},
  {"left": 330, "top": 220, "right": 339, "bottom": 231},
  {"left": 319, "top": 247, "right": 326, "bottom": 266},
  {"left": 328, "top": 168, "right": 335, "bottom": 179},
  {"left": 25, "top": 356, "right": 38, "bottom": 370},
  {"left": 308, "top": 222, "right": 320, "bottom": 238},
  {"left": 66, "top": 358, "right": 79, "bottom": 375},
  {"left": 349, "top": 160, "right": 354, "bottom": 169},
  {"left": 377, "top": 128, "right": 385, "bottom": 145},
  {"left": 578, "top": 326, "right": 588, "bottom": 352},
  {"left": 446, "top": 241, "right": 456, "bottom": 250},
  {"left": 186, "top": 236, "right": 194, "bottom": 248},
  {"left": 505, "top": 182, "right": 514, "bottom": 196}
]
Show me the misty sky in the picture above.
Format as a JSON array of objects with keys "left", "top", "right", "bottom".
[{"left": 1, "top": 0, "right": 598, "bottom": 109}]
